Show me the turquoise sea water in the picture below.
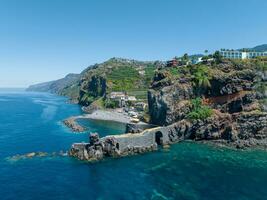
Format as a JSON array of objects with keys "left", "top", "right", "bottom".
[{"left": 1, "top": 91, "right": 267, "bottom": 200}]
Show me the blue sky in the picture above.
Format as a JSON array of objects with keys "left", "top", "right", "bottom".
[{"left": 0, "top": 0, "right": 267, "bottom": 87}]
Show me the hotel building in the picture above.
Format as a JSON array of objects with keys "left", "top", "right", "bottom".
[{"left": 220, "top": 49, "right": 267, "bottom": 59}]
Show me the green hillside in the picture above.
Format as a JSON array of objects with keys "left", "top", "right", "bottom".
[{"left": 78, "top": 58, "right": 162, "bottom": 106}]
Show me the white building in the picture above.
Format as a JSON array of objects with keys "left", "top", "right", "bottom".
[
  {"left": 109, "top": 92, "right": 137, "bottom": 107},
  {"left": 126, "top": 96, "right": 137, "bottom": 101},
  {"left": 110, "top": 92, "right": 126, "bottom": 99},
  {"left": 220, "top": 49, "right": 267, "bottom": 59},
  {"left": 191, "top": 57, "right": 203, "bottom": 64}
]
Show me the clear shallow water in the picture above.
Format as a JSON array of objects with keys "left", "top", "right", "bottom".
[{"left": 1, "top": 91, "right": 267, "bottom": 200}]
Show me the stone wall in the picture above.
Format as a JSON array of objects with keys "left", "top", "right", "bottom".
[{"left": 69, "top": 126, "right": 179, "bottom": 161}]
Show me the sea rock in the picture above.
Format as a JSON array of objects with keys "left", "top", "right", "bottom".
[{"left": 26, "top": 152, "right": 36, "bottom": 158}]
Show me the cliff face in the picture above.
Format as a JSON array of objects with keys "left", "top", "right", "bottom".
[
  {"left": 148, "top": 59, "right": 267, "bottom": 148},
  {"left": 79, "top": 75, "right": 107, "bottom": 106},
  {"left": 148, "top": 82, "right": 193, "bottom": 125}
]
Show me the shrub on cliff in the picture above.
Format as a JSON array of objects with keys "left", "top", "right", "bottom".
[{"left": 186, "top": 98, "right": 213, "bottom": 120}]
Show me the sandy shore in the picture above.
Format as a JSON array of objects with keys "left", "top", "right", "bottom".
[{"left": 80, "top": 109, "right": 132, "bottom": 124}]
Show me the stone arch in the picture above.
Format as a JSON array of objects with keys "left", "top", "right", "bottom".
[
  {"left": 155, "top": 131, "right": 163, "bottom": 145},
  {"left": 116, "top": 143, "right": 120, "bottom": 150}
]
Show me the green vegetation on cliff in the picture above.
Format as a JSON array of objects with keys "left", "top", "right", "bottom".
[
  {"left": 107, "top": 66, "right": 140, "bottom": 91},
  {"left": 149, "top": 56, "right": 267, "bottom": 125},
  {"left": 187, "top": 98, "right": 213, "bottom": 120}
]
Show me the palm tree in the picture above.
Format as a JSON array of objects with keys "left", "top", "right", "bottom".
[
  {"left": 194, "top": 71, "right": 211, "bottom": 88},
  {"left": 192, "top": 66, "right": 211, "bottom": 95}
]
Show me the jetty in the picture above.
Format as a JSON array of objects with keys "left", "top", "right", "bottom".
[{"left": 69, "top": 121, "right": 190, "bottom": 161}]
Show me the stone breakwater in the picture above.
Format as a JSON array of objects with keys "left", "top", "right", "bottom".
[
  {"left": 69, "top": 124, "right": 184, "bottom": 161},
  {"left": 63, "top": 117, "right": 85, "bottom": 132}
]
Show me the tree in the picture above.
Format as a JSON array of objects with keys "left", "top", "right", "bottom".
[
  {"left": 192, "top": 65, "right": 211, "bottom": 94},
  {"left": 182, "top": 53, "right": 189, "bottom": 61},
  {"left": 181, "top": 53, "right": 189, "bottom": 65},
  {"left": 204, "top": 50, "right": 209, "bottom": 55},
  {"left": 201, "top": 56, "right": 209, "bottom": 63},
  {"left": 213, "top": 51, "right": 223, "bottom": 63}
]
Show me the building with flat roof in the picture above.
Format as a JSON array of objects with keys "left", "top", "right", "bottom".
[{"left": 220, "top": 49, "right": 267, "bottom": 59}]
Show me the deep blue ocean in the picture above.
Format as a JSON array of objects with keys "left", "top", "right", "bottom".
[{"left": 1, "top": 90, "right": 267, "bottom": 200}]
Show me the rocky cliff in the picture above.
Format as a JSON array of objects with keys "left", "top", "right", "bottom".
[{"left": 148, "top": 58, "right": 267, "bottom": 148}]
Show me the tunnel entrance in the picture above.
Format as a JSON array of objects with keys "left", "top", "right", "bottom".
[
  {"left": 116, "top": 143, "right": 120, "bottom": 150},
  {"left": 155, "top": 131, "right": 163, "bottom": 145}
]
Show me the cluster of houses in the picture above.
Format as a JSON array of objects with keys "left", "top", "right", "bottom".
[
  {"left": 109, "top": 91, "right": 147, "bottom": 111},
  {"left": 108, "top": 91, "right": 148, "bottom": 122},
  {"left": 166, "top": 56, "right": 211, "bottom": 67}
]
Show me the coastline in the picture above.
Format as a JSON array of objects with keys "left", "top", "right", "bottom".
[
  {"left": 64, "top": 109, "right": 148, "bottom": 132},
  {"left": 81, "top": 109, "right": 133, "bottom": 124}
]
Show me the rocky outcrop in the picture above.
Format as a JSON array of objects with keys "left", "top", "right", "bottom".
[
  {"left": 235, "top": 111, "right": 267, "bottom": 140},
  {"left": 79, "top": 75, "right": 107, "bottom": 106},
  {"left": 63, "top": 117, "right": 85, "bottom": 132},
  {"left": 209, "top": 69, "right": 256, "bottom": 96},
  {"left": 125, "top": 123, "right": 157, "bottom": 133},
  {"left": 148, "top": 82, "right": 193, "bottom": 125},
  {"left": 148, "top": 59, "right": 267, "bottom": 148}
]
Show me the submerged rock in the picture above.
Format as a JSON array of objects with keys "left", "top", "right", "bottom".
[{"left": 6, "top": 151, "right": 67, "bottom": 162}]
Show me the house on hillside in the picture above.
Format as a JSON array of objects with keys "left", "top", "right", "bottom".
[
  {"left": 126, "top": 96, "right": 137, "bottom": 101},
  {"left": 191, "top": 57, "right": 203, "bottom": 64},
  {"left": 134, "top": 102, "right": 147, "bottom": 111},
  {"left": 110, "top": 92, "right": 126, "bottom": 100},
  {"left": 166, "top": 59, "right": 178, "bottom": 67},
  {"left": 109, "top": 92, "right": 137, "bottom": 107}
]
